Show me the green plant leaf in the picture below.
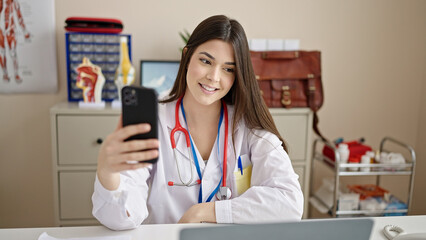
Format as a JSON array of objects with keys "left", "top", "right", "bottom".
[{"left": 179, "top": 29, "right": 191, "bottom": 44}]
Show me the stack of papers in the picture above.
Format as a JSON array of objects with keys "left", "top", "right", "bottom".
[{"left": 38, "top": 232, "right": 132, "bottom": 240}]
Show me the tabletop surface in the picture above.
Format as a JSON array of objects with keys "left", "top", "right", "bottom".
[{"left": 1, "top": 215, "right": 426, "bottom": 240}]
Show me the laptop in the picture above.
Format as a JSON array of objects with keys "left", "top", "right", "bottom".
[{"left": 180, "top": 218, "right": 373, "bottom": 240}]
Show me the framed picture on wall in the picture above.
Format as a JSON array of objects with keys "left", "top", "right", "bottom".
[
  {"left": 0, "top": 0, "right": 58, "bottom": 94},
  {"left": 140, "top": 60, "right": 180, "bottom": 98}
]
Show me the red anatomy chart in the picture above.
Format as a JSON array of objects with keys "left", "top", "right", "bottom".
[{"left": 0, "top": 0, "right": 57, "bottom": 93}]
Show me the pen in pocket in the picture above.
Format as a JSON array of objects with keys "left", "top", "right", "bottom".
[{"left": 238, "top": 156, "right": 243, "bottom": 175}]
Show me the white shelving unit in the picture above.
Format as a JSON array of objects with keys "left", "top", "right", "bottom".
[{"left": 309, "top": 137, "right": 416, "bottom": 217}]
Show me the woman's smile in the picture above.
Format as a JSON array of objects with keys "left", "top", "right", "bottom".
[{"left": 199, "top": 83, "right": 219, "bottom": 94}]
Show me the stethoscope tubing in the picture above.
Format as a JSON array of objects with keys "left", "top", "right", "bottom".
[
  {"left": 172, "top": 148, "right": 194, "bottom": 186},
  {"left": 222, "top": 100, "right": 228, "bottom": 188},
  {"left": 169, "top": 96, "right": 230, "bottom": 202},
  {"left": 170, "top": 97, "right": 190, "bottom": 149}
]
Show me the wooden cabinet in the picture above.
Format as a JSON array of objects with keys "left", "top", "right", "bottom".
[{"left": 50, "top": 103, "right": 312, "bottom": 226}]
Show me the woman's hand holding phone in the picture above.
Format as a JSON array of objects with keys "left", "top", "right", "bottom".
[{"left": 97, "top": 116, "right": 159, "bottom": 191}]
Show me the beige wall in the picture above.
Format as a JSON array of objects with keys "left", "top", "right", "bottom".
[{"left": 0, "top": 0, "right": 425, "bottom": 227}]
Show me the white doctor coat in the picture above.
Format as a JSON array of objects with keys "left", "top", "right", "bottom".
[{"left": 92, "top": 100, "right": 303, "bottom": 230}]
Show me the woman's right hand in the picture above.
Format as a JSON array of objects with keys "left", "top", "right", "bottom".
[{"left": 97, "top": 116, "right": 159, "bottom": 190}]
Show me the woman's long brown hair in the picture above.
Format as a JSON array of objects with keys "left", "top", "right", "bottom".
[{"left": 161, "top": 15, "right": 287, "bottom": 152}]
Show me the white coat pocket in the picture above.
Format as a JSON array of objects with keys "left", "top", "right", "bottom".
[{"left": 234, "top": 154, "right": 252, "bottom": 196}]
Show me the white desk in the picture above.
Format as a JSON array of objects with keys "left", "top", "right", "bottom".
[{"left": 1, "top": 215, "right": 425, "bottom": 240}]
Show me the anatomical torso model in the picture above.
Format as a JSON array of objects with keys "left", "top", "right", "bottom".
[{"left": 76, "top": 57, "right": 105, "bottom": 103}]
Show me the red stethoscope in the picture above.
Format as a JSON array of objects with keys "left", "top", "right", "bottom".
[{"left": 168, "top": 96, "right": 231, "bottom": 202}]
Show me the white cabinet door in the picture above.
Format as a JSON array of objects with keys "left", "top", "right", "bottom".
[
  {"left": 57, "top": 115, "right": 118, "bottom": 165},
  {"left": 59, "top": 171, "right": 96, "bottom": 220},
  {"left": 272, "top": 114, "right": 308, "bottom": 161}
]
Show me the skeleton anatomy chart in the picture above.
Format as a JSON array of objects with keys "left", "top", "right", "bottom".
[{"left": 0, "top": 0, "right": 57, "bottom": 93}]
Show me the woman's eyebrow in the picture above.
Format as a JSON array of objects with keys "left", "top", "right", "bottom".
[
  {"left": 199, "top": 51, "right": 236, "bottom": 65},
  {"left": 199, "top": 51, "right": 215, "bottom": 60}
]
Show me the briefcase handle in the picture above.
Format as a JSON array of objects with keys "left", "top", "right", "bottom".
[{"left": 261, "top": 51, "right": 299, "bottom": 59}]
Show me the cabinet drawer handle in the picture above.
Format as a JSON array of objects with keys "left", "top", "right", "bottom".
[{"left": 96, "top": 138, "right": 103, "bottom": 144}]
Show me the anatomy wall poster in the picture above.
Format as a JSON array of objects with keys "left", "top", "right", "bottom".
[{"left": 0, "top": 0, "right": 57, "bottom": 93}]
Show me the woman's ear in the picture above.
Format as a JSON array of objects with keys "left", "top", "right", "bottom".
[{"left": 183, "top": 47, "right": 188, "bottom": 56}]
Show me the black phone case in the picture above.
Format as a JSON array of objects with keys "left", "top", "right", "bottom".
[{"left": 121, "top": 86, "right": 158, "bottom": 163}]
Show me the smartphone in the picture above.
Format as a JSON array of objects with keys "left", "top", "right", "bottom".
[{"left": 121, "top": 86, "right": 158, "bottom": 163}]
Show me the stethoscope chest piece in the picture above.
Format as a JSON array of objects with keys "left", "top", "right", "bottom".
[{"left": 216, "top": 186, "right": 232, "bottom": 200}]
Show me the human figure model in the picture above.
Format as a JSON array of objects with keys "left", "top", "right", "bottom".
[
  {"left": 114, "top": 36, "right": 135, "bottom": 101},
  {"left": 75, "top": 57, "right": 105, "bottom": 103},
  {"left": 0, "top": 0, "right": 31, "bottom": 83}
]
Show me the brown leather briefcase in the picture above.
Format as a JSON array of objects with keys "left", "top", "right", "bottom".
[{"left": 250, "top": 50, "right": 326, "bottom": 140}]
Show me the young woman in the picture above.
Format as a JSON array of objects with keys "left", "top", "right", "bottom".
[{"left": 93, "top": 15, "right": 303, "bottom": 230}]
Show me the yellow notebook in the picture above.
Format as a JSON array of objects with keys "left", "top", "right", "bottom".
[{"left": 234, "top": 165, "right": 252, "bottom": 196}]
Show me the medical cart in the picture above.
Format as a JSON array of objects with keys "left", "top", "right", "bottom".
[{"left": 309, "top": 137, "right": 416, "bottom": 217}]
